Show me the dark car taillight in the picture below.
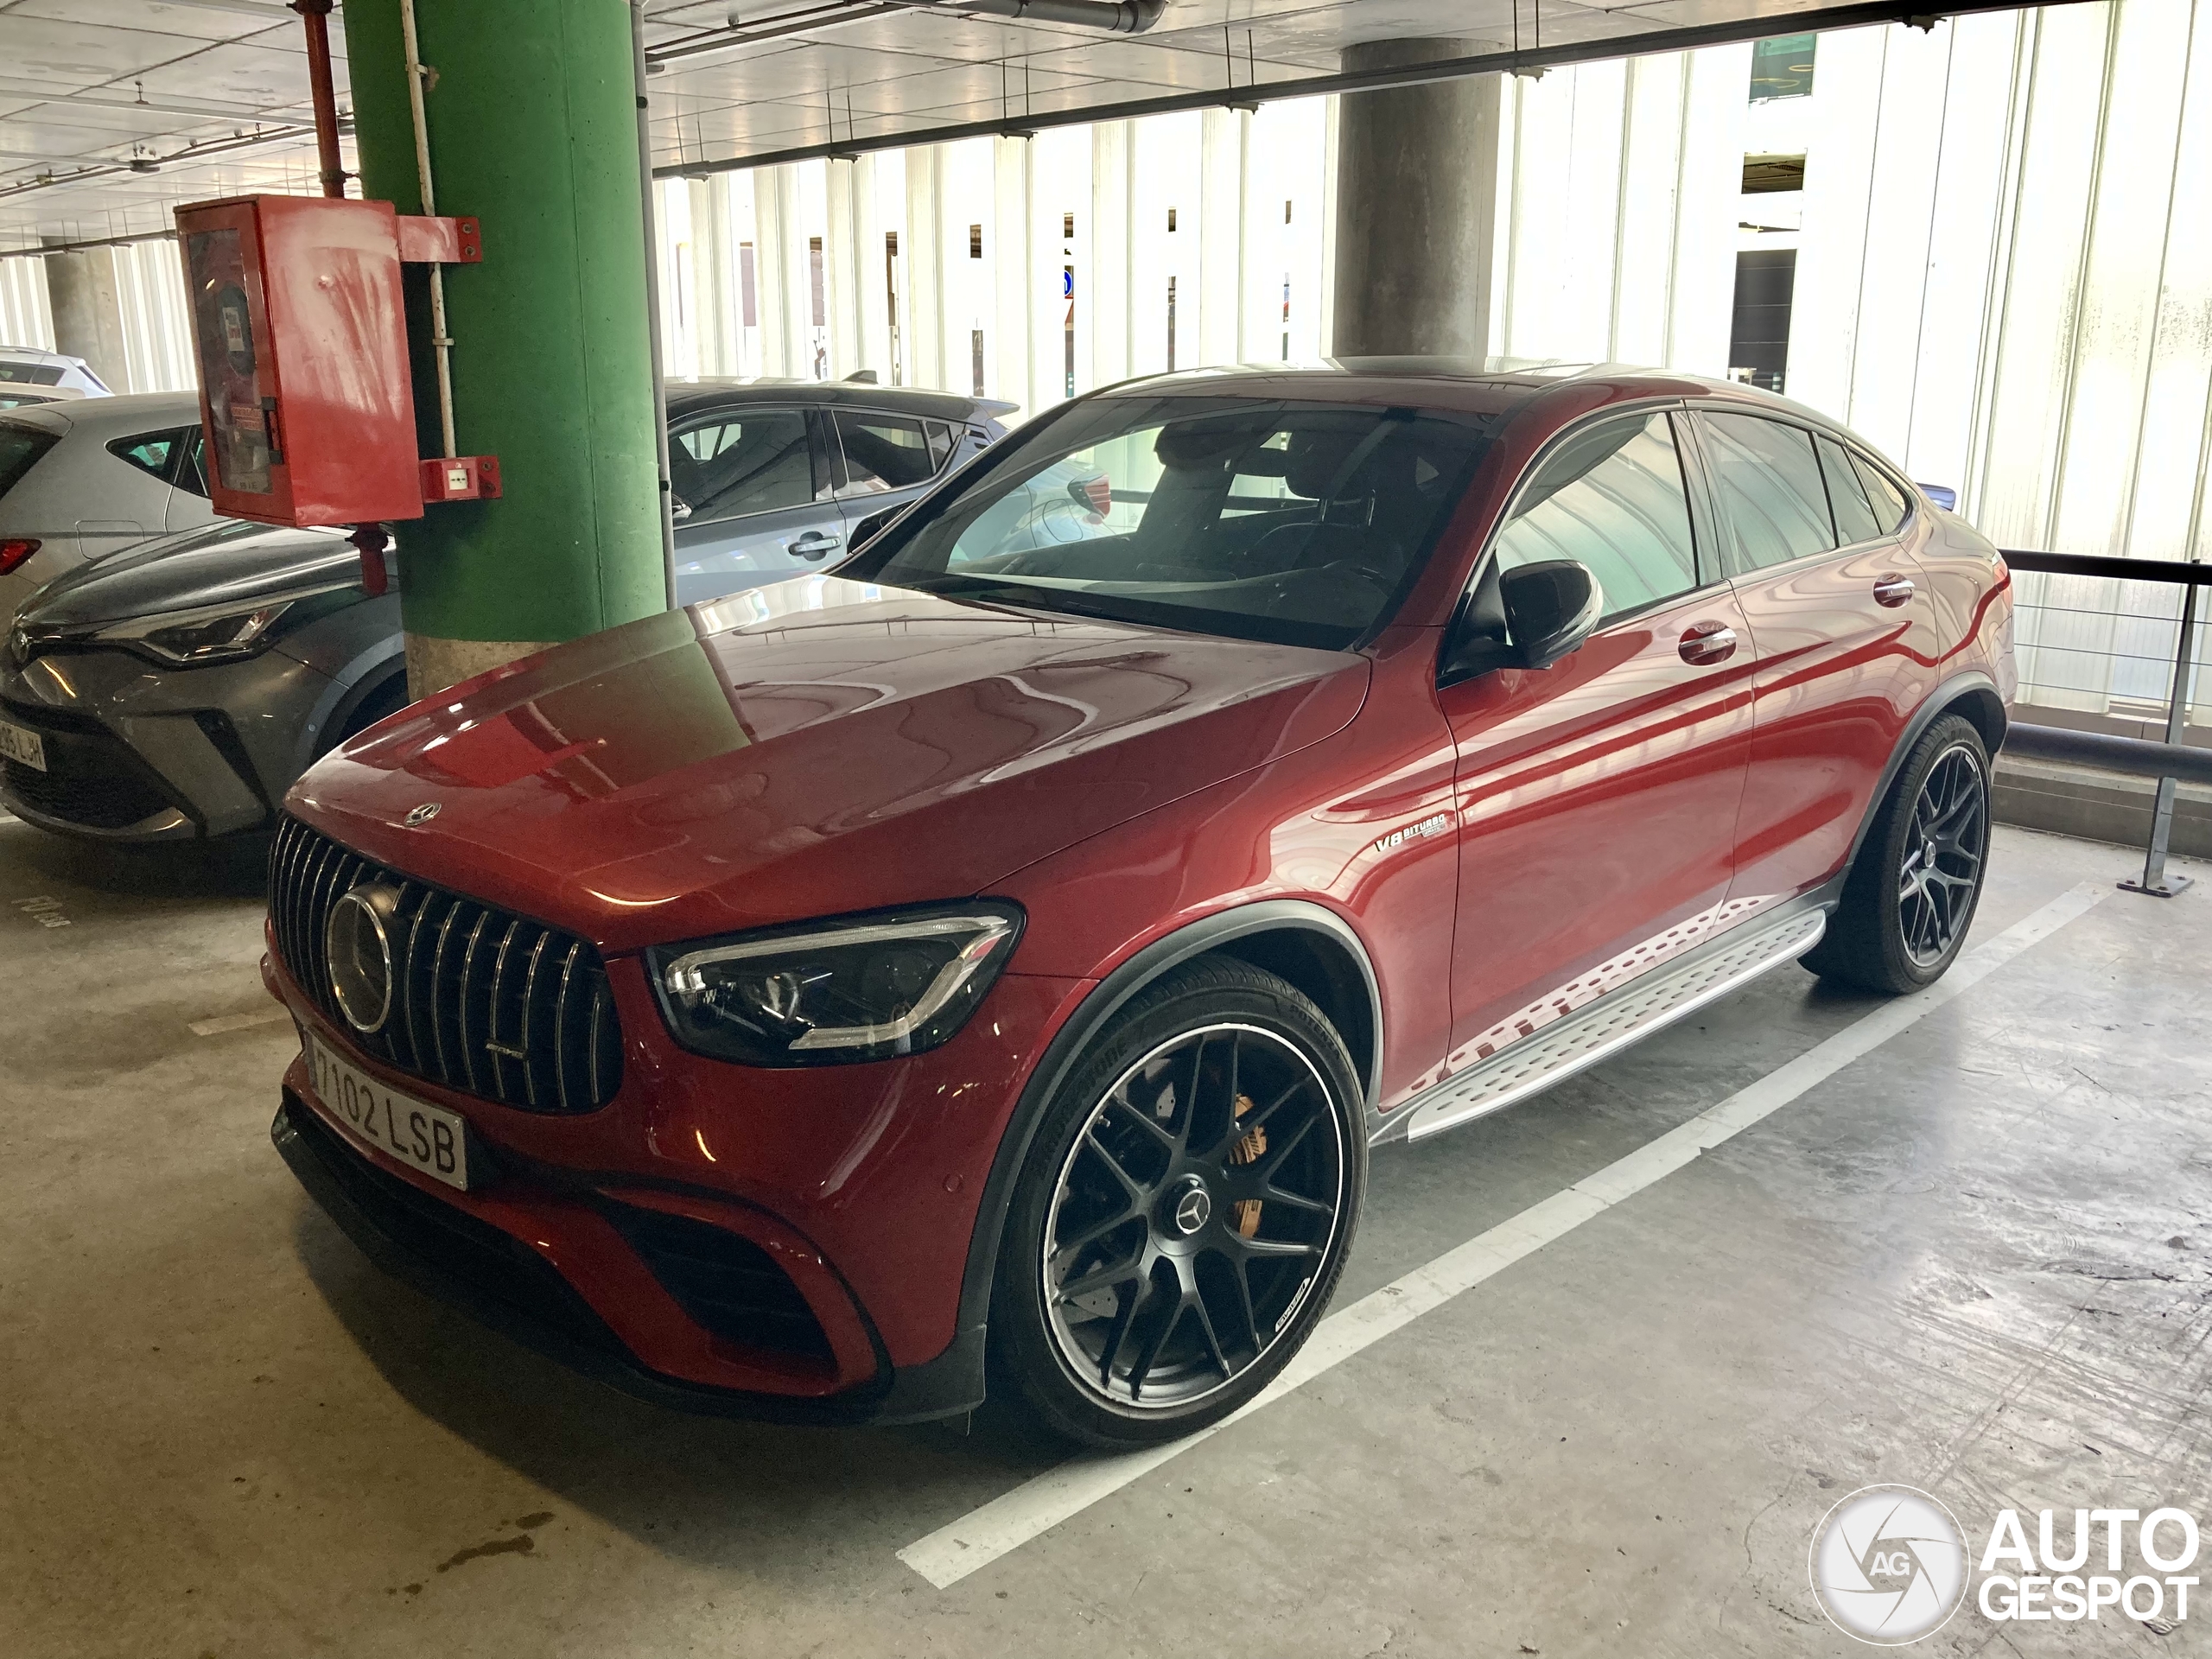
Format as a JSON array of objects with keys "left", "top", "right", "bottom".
[{"left": 0, "top": 537, "right": 39, "bottom": 575}]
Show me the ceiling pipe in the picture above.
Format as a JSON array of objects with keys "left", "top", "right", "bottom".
[
  {"left": 920, "top": 0, "right": 1164, "bottom": 29},
  {"left": 289, "top": 0, "right": 348, "bottom": 197}
]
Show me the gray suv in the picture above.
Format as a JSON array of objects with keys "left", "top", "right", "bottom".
[
  {"left": 0, "top": 391, "right": 221, "bottom": 626},
  {"left": 0, "top": 380, "right": 1014, "bottom": 842}
]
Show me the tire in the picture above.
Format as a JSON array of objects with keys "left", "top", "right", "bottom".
[
  {"left": 989, "top": 957, "right": 1368, "bottom": 1448},
  {"left": 1801, "top": 713, "right": 1992, "bottom": 995}
]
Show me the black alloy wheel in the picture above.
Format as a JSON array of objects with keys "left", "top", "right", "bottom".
[
  {"left": 993, "top": 959, "right": 1365, "bottom": 1446},
  {"left": 1802, "top": 713, "right": 1993, "bottom": 994},
  {"left": 1897, "top": 744, "right": 1986, "bottom": 966}
]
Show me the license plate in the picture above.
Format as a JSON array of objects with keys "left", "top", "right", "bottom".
[
  {"left": 0, "top": 717, "right": 44, "bottom": 772},
  {"left": 303, "top": 1032, "right": 470, "bottom": 1191}
]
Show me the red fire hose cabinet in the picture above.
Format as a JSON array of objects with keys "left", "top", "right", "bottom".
[{"left": 176, "top": 194, "right": 423, "bottom": 527}]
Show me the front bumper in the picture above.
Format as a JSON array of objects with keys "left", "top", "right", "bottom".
[
  {"left": 0, "top": 647, "right": 331, "bottom": 840},
  {"left": 269, "top": 942, "right": 1088, "bottom": 1424}
]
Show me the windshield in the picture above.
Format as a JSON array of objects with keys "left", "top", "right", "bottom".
[{"left": 848, "top": 395, "right": 1491, "bottom": 650}]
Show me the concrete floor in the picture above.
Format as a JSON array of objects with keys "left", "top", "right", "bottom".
[{"left": 1, "top": 817, "right": 2207, "bottom": 1658}]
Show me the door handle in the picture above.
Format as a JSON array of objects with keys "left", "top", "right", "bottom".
[
  {"left": 789, "top": 531, "right": 842, "bottom": 561},
  {"left": 1872, "top": 574, "right": 1916, "bottom": 607},
  {"left": 1678, "top": 621, "right": 1738, "bottom": 665}
]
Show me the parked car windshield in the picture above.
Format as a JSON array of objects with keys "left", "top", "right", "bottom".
[{"left": 854, "top": 395, "right": 1491, "bottom": 650}]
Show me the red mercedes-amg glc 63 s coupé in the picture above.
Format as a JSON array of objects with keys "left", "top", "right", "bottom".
[{"left": 264, "top": 361, "right": 2013, "bottom": 1446}]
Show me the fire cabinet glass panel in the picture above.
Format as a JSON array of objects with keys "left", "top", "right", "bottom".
[{"left": 186, "top": 228, "right": 272, "bottom": 497}]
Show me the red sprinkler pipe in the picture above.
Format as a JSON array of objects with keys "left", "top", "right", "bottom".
[{"left": 291, "top": 0, "right": 347, "bottom": 198}]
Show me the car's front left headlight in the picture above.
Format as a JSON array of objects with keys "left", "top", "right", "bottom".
[
  {"left": 649, "top": 903, "right": 1024, "bottom": 1066},
  {"left": 97, "top": 599, "right": 292, "bottom": 665}
]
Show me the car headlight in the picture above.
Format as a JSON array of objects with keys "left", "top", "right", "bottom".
[
  {"left": 650, "top": 903, "right": 1024, "bottom": 1066},
  {"left": 97, "top": 600, "right": 292, "bottom": 665}
]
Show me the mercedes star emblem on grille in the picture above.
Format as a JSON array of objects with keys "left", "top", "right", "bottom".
[
  {"left": 404, "top": 802, "right": 442, "bottom": 827},
  {"left": 326, "top": 882, "right": 404, "bottom": 1033}
]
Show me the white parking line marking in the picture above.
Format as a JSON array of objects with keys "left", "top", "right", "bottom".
[
  {"left": 190, "top": 1007, "right": 294, "bottom": 1038},
  {"left": 897, "top": 880, "right": 2111, "bottom": 1589}
]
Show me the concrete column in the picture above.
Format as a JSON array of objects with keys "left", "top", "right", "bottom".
[
  {"left": 1330, "top": 41, "right": 1503, "bottom": 359},
  {"left": 341, "top": 0, "right": 664, "bottom": 696},
  {"left": 903, "top": 146, "right": 946, "bottom": 392},
  {"left": 41, "top": 238, "right": 129, "bottom": 391},
  {"left": 1088, "top": 121, "right": 1134, "bottom": 387},
  {"left": 990, "top": 136, "right": 1032, "bottom": 411}
]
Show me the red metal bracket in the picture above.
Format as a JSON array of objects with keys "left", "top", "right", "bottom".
[
  {"left": 397, "top": 214, "right": 482, "bottom": 264},
  {"left": 419, "top": 454, "right": 501, "bottom": 505}
]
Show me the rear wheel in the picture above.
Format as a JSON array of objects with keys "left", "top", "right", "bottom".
[
  {"left": 990, "top": 958, "right": 1366, "bottom": 1448},
  {"left": 1802, "top": 713, "right": 1991, "bottom": 994}
]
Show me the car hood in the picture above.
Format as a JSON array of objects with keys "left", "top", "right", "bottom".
[
  {"left": 19, "top": 520, "right": 358, "bottom": 629},
  {"left": 291, "top": 576, "right": 1370, "bottom": 955}
]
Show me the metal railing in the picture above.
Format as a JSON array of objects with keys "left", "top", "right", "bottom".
[{"left": 2000, "top": 550, "right": 2208, "bottom": 899}]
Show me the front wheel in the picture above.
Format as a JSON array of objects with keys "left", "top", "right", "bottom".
[
  {"left": 990, "top": 958, "right": 1367, "bottom": 1448},
  {"left": 1802, "top": 713, "right": 1992, "bottom": 994}
]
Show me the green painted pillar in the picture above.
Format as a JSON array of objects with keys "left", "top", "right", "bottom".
[{"left": 341, "top": 0, "right": 664, "bottom": 696}]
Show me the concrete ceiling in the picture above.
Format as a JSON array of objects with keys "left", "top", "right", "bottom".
[{"left": 0, "top": 0, "right": 1878, "bottom": 247}]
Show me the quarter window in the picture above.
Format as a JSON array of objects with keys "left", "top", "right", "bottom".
[
  {"left": 109, "top": 430, "right": 182, "bottom": 480},
  {"left": 835, "top": 410, "right": 938, "bottom": 494},
  {"left": 1815, "top": 435, "right": 1885, "bottom": 545},
  {"left": 670, "top": 410, "right": 817, "bottom": 520},
  {"left": 1491, "top": 411, "right": 1700, "bottom": 619},
  {"left": 1699, "top": 411, "right": 1838, "bottom": 572},
  {"left": 1850, "top": 451, "right": 1912, "bottom": 534}
]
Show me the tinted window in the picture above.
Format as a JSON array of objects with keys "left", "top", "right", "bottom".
[
  {"left": 0, "top": 424, "right": 56, "bottom": 497},
  {"left": 836, "top": 410, "right": 938, "bottom": 493},
  {"left": 0, "top": 359, "right": 64, "bottom": 386},
  {"left": 671, "top": 410, "right": 817, "bottom": 520},
  {"left": 1815, "top": 435, "right": 1884, "bottom": 544},
  {"left": 1699, "top": 412, "right": 1837, "bottom": 571},
  {"left": 175, "top": 429, "right": 209, "bottom": 499},
  {"left": 925, "top": 421, "right": 957, "bottom": 470},
  {"left": 1493, "top": 412, "right": 1700, "bottom": 619},
  {"left": 1851, "top": 452, "right": 1911, "bottom": 533},
  {"left": 858, "top": 396, "right": 1488, "bottom": 651},
  {"left": 109, "top": 430, "right": 182, "bottom": 481}
]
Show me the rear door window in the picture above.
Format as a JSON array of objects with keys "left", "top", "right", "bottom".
[
  {"left": 835, "top": 410, "right": 940, "bottom": 494},
  {"left": 0, "top": 424, "right": 56, "bottom": 497},
  {"left": 1492, "top": 410, "right": 1701, "bottom": 620},
  {"left": 670, "top": 409, "right": 818, "bottom": 521},
  {"left": 1850, "top": 451, "right": 1912, "bottom": 533},
  {"left": 1815, "top": 435, "right": 1885, "bottom": 545},
  {"left": 1697, "top": 411, "right": 1838, "bottom": 572}
]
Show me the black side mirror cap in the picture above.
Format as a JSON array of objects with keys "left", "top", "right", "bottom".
[
  {"left": 1441, "top": 558, "right": 1603, "bottom": 683},
  {"left": 1499, "top": 559, "right": 1603, "bottom": 669}
]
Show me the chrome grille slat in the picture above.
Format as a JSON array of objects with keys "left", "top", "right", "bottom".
[
  {"left": 265, "top": 817, "right": 620, "bottom": 1114},
  {"left": 456, "top": 911, "right": 492, "bottom": 1098},
  {"left": 518, "top": 930, "right": 551, "bottom": 1110},
  {"left": 551, "top": 940, "right": 582, "bottom": 1112}
]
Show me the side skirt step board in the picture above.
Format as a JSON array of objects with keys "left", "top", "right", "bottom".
[{"left": 1386, "top": 906, "right": 1828, "bottom": 1145}]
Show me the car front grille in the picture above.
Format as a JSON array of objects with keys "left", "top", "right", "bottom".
[
  {"left": 270, "top": 815, "right": 623, "bottom": 1114},
  {"left": 0, "top": 702, "right": 186, "bottom": 830}
]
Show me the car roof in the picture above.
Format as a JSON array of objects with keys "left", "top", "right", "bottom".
[
  {"left": 0, "top": 346, "right": 86, "bottom": 369},
  {"left": 1093, "top": 359, "right": 1848, "bottom": 429},
  {"left": 0, "top": 387, "right": 200, "bottom": 440},
  {"left": 663, "top": 377, "right": 1013, "bottom": 423}
]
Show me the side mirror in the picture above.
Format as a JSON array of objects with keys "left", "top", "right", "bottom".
[
  {"left": 670, "top": 494, "right": 692, "bottom": 522},
  {"left": 1443, "top": 558, "right": 1603, "bottom": 683},
  {"left": 1499, "top": 559, "right": 1602, "bottom": 670},
  {"left": 1917, "top": 482, "right": 1957, "bottom": 512}
]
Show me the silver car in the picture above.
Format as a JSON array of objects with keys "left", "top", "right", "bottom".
[
  {"left": 0, "top": 381, "right": 1021, "bottom": 843},
  {"left": 0, "top": 521, "right": 401, "bottom": 842},
  {"left": 0, "top": 391, "right": 219, "bottom": 625}
]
